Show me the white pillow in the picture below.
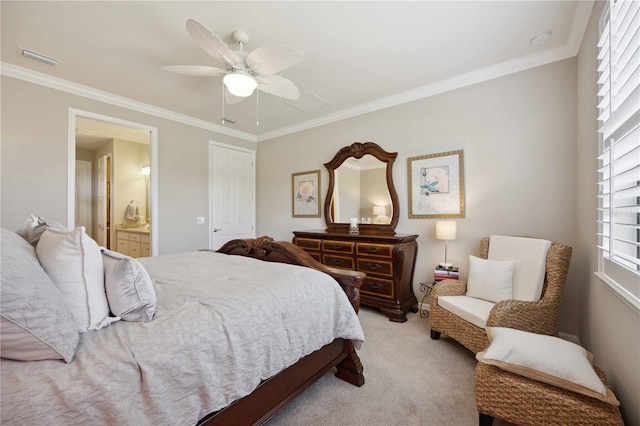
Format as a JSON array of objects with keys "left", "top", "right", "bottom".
[
  {"left": 465, "top": 255, "right": 514, "bottom": 303},
  {"left": 102, "top": 248, "right": 157, "bottom": 322},
  {"left": 476, "top": 327, "right": 620, "bottom": 406},
  {"left": 488, "top": 235, "right": 551, "bottom": 301},
  {"left": 0, "top": 228, "right": 79, "bottom": 363},
  {"left": 36, "top": 227, "right": 119, "bottom": 332}
]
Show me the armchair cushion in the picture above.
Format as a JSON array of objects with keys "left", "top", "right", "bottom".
[
  {"left": 488, "top": 236, "right": 551, "bottom": 301},
  {"left": 466, "top": 255, "right": 514, "bottom": 302},
  {"left": 438, "top": 296, "right": 495, "bottom": 328},
  {"left": 476, "top": 327, "right": 620, "bottom": 406}
]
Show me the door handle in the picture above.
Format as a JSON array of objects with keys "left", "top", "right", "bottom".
[{"left": 213, "top": 228, "right": 222, "bottom": 233}]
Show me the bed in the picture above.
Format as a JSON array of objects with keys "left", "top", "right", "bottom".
[{"left": 0, "top": 231, "right": 365, "bottom": 426}]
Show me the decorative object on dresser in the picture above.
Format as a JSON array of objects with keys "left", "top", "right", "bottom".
[
  {"left": 295, "top": 141, "right": 419, "bottom": 322},
  {"left": 407, "top": 150, "right": 465, "bottom": 218},
  {"left": 294, "top": 231, "right": 418, "bottom": 322}
]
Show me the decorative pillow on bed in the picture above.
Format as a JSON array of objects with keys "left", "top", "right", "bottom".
[
  {"left": 101, "top": 248, "right": 156, "bottom": 322},
  {"left": 0, "top": 228, "right": 79, "bottom": 363},
  {"left": 36, "top": 227, "right": 119, "bottom": 332},
  {"left": 476, "top": 327, "right": 620, "bottom": 406},
  {"left": 16, "top": 214, "right": 67, "bottom": 247},
  {"left": 465, "top": 255, "right": 514, "bottom": 303}
]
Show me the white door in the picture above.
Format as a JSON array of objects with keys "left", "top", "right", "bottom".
[
  {"left": 96, "top": 154, "right": 109, "bottom": 247},
  {"left": 209, "top": 143, "right": 255, "bottom": 250},
  {"left": 75, "top": 160, "right": 92, "bottom": 234}
]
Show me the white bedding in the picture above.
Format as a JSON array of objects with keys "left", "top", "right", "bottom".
[{"left": 0, "top": 251, "right": 365, "bottom": 425}]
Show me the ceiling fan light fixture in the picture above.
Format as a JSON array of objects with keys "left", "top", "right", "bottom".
[{"left": 223, "top": 70, "right": 257, "bottom": 97}]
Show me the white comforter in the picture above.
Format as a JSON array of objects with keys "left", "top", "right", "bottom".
[{"left": 0, "top": 251, "right": 365, "bottom": 425}]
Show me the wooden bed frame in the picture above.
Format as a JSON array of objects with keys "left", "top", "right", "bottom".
[{"left": 197, "top": 236, "right": 366, "bottom": 425}]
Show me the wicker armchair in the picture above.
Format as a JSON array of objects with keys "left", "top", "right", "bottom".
[{"left": 429, "top": 237, "right": 572, "bottom": 354}]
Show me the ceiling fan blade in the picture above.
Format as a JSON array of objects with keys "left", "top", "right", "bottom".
[
  {"left": 162, "top": 65, "right": 227, "bottom": 77},
  {"left": 185, "top": 19, "right": 239, "bottom": 66},
  {"left": 225, "top": 90, "right": 245, "bottom": 104},
  {"left": 246, "top": 44, "right": 304, "bottom": 75},
  {"left": 257, "top": 74, "right": 300, "bottom": 100}
]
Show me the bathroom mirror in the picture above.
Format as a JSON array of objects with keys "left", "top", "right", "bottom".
[{"left": 324, "top": 142, "right": 399, "bottom": 235}]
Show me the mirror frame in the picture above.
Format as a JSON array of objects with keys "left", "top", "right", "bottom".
[{"left": 324, "top": 142, "right": 399, "bottom": 235}]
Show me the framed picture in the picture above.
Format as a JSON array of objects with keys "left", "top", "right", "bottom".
[
  {"left": 292, "top": 170, "right": 321, "bottom": 217},
  {"left": 407, "top": 150, "right": 465, "bottom": 218}
]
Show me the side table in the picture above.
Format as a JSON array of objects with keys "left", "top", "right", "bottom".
[{"left": 419, "top": 281, "right": 436, "bottom": 318}]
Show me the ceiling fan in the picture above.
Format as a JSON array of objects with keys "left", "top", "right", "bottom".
[{"left": 163, "top": 19, "right": 304, "bottom": 103}]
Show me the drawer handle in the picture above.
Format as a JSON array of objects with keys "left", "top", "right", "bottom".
[
  {"left": 365, "top": 247, "right": 380, "bottom": 254},
  {"left": 301, "top": 241, "right": 313, "bottom": 247},
  {"left": 330, "top": 244, "right": 343, "bottom": 250},
  {"left": 331, "top": 259, "right": 345, "bottom": 265},
  {"left": 369, "top": 282, "right": 383, "bottom": 289},
  {"left": 366, "top": 263, "right": 382, "bottom": 271}
]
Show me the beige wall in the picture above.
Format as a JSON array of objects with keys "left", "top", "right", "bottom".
[
  {"left": 1, "top": 75, "right": 255, "bottom": 255},
  {"left": 258, "top": 58, "right": 579, "bottom": 331},
  {"left": 576, "top": 2, "right": 639, "bottom": 424}
]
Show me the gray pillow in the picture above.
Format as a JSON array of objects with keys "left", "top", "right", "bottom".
[
  {"left": 102, "top": 248, "right": 157, "bottom": 322},
  {"left": 0, "top": 228, "right": 79, "bottom": 363},
  {"left": 26, "top": 216, "right": 67, "bottom": 247}
]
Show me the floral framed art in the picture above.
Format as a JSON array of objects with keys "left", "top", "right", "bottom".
[
  {"left": 292, "top": 170, "right": 321, "bottom": 217},
  {"left": 407, "top": 150, "right": 465, "bottom": 218}
]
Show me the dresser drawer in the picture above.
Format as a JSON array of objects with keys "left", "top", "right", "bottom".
[
  {"left": 356, "top": 243, "right": 392, "bottom": 258},
  {"left": 117, "top": 231, "right": 130, "bottom": 241},
  {"left": 323, "top": 240, "right": 354, "bottom": 254},
  {"left": 296, "top": 238, "right": 321, "bottom": 251},
  {"left": 361, "top": 277, "right": 394, "bottom": 299},
  {"left": 323, "top": 254, "right": 355, "bottom": 270},
  {"left": 357, "top": 258, "right": 393, "bottom": 277},
  {"left": 129, "top": 233, "right": 141, "bottom": 242}
]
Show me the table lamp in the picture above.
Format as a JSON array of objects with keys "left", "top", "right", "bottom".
[
  {"left": 435, "top": 221, "right": 457, "bottom": 268},
  {"left": 373, "top": 205, "right": 386, "bottom": 223}
]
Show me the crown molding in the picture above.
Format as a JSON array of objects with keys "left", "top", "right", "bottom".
[
  {"left": 256, "top": 45, "right": 578, "bottom": 142},
  {"left": 0, "top": 61, "right": 257, "bottom": 143}
]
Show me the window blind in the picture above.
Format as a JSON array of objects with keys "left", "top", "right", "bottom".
[{"left": 596, "top": 0, "right": 640, "bottom": 308}]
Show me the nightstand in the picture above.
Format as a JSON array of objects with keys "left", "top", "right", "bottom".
[{"left": 419, "top": 281, "right": 436, "bottom": 318}]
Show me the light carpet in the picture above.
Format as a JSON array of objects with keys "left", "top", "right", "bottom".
[{"left": 268, "top": 306, "right": 483, "bottom": 426}]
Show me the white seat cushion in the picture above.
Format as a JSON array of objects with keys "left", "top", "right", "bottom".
[
  {"left": 488, "top": 235, "right": 551, "bottom": 302},
  {"left": 437, "top": 295, "right": 495, "bottom": 328}
]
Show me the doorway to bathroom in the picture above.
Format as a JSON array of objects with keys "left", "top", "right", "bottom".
[{"left": 69, "top": 109, "right": 158, "bottom": 256}]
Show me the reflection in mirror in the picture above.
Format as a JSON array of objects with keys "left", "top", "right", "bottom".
[
  {"left": 333, "top": 155, "right": 392, "bottom": 224},
  {"left": 324, "top": 142, "right": 399, "bottom": 235}
]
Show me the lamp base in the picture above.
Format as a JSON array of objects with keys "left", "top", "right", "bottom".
[{"left": 438, "top": 262, "right": 453, "bottom": 268}]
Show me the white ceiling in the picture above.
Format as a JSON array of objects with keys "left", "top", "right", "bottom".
[{"left": 1, "top": 1, "right": 593, "bottom": 142}]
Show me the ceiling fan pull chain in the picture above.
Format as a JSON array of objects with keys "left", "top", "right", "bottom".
[
  {"left": 222, "top": 83, "right": 226, "bottom": 124},
  {"left": 256, "top": 89, "right": 260, "bottom": 127}
]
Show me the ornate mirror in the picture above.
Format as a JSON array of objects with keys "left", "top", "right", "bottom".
[{"left": 324, "top": 142, "right": 399, "bottom": 235}]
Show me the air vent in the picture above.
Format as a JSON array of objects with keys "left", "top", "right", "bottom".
[
  {"left": 19, "top": 48, "right": 59, "bottom": 66},
  {"left": 222, "top": 116, "right": 238, "bottom": 124}
]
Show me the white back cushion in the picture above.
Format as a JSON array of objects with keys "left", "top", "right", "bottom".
[
  {"left": 36, "top": 227, "right": 119, "bottom": 332},
  {"left": 488, "top": 235, "right": 551, "bottom": 302}
]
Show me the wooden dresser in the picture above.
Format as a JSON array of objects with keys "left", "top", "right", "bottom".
[{"left": 293, "top": 230, "right": 418, "bottom": 322}]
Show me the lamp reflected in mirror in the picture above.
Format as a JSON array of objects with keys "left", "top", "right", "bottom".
[{"left": 373, "top": 205, "right": 386, "bottom": 223}]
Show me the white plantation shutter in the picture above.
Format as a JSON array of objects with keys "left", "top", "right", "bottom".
[{"left": 596, "top": 0, "right": 640, "bottom": 309}]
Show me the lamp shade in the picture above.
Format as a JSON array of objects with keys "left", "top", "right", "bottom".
[
  {"left": 373, "top": 205, "right": 386, "bottom": 216},
  {"left": 223, "top": 70, "right": 257, "bottom": 97},
  {"left": 435, "top": 221, "right": 457, "bottom": 240}
]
